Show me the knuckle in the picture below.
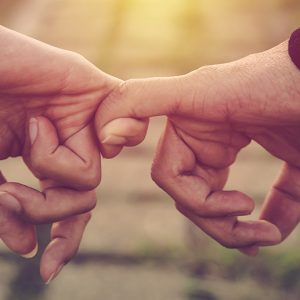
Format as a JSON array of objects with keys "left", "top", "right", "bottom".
[
  {"left": 25, "top": 208, "right": 46, "bottom": 224},
  {"left": 184, "top": 199, "right": 206, "bottom": 215},
  {"left": 218, "top": 238, "right": 233, "bottom": 249},
  {"left": 82, "top": 173, "right": 101, "bottom": 190},
  {"left": 150, "top": 159, "right": 166, "bottom": 186},
  {"left": 0, "top": 182, "right": 22, "bottom": 194},
  {"left": 79, "top": 162, "right": 101, "bottom": 190},
  {"left": 109, "top": 79, "right": 134, "bottom": 101},
  {"left": 85, "top": 192, "right": 97, "bottom": 211},
  {"left": 80, "top": 212, "right": 92, "bottom": 224},
  {"left": 116, "top": 79, "right": 132, "bottom": 97},
  {"left": 218, "top": 236, "right": 238, "bottom": 249},
  {"left": 151, "top": 167, "right": 167, "bottom": 190},
  {"left": 26, "top": 202, "right": 52, "bottom": 223},
  {"left": 175, "top": 193, "right": 206, "bottom": 216},
  {"left": 105, "top": 79, "right": 140, "bottom": 116},
  {"left": 30, "top": 153, "right": 47, "bottom": 176},
  {"left": 177, "top": 201, "right": 193, "bottom": 214},
  {"left": 175, "top": 203, "right": 187, "bottom": 215},
  {"left": 0, "top": 208, "right": 12, "bottom": 231},
  {"left": 150, "top": 164, "right": 161, "bottom": 184},
  {"left": 67, "top": 190, "right": 97, "bottom": 214}
]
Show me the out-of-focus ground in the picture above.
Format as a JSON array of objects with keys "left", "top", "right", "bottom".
[{"left": 1, "top": 1, "right": 300, "bottom": 299}]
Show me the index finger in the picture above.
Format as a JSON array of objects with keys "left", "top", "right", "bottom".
[
  {"left": 25, "top": 117, "right": 101, "bottom": 190},
  {"left": 151, "top": 122, "right": 255, "bottom": 217}
]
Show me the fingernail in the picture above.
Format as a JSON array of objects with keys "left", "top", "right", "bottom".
[
  {"left": 101, "top": 135, "right": 127, "bottom": 145},
  {"left": 45, "top": 264, "right": 64, "bottom": 285},
  {"left": 0, "top": 192, "right": 22, "bottom": 213},
  {"left": 29, "top": 118, "right": 38, "bottom": 145},
  {"left": 21, "top": 244, "right": 38, "bottom": 259}
]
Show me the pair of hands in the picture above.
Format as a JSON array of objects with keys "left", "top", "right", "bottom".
[{"left": 1, "top": 27, "right": 300, "bottom": 282}]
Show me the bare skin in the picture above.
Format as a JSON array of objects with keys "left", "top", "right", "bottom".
[
  {"left": 96, "top": 40, "right": 300, "bottom": 255},
  {"left": 0, "top": 26, "right": 121, "bottom": 282},
  {"left": 2, "top": 25, "right": 300, "bottom": 283}
]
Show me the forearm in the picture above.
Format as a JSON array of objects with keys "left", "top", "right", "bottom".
[
  {"left": 247, "top": 40, "right": 300, "bottom": 104},
  {"left": 0, "top": 26, "right": 75, "bottom": 157},
  {"left": 214, "top": 40, "right": 300, "bottom": 123}
]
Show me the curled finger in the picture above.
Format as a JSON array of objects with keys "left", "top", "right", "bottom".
[
  {"left": 0, "top": 182, "right": 96, "bottom": 224},
  {"left": 0, "top": 173, "right": 37, "bottom": 257},
  {"left": 40, "top": 212, "right": 92, "bottom": 284},
  {"left": 151, "top": 122, "right": 254, "bottom": 217},
  {"left": 25, "top": 116, "right": 101, "bottom": 190}
]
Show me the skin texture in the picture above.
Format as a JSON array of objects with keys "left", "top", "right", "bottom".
[
  {"left": 96, "top": 40, "right": 300, "bottom": 255},
  {"left": 2, "top": 25, "right": 300, "bottom": 282},
  {"left": 0, "top": 26, "right": 121, "bottom": 282}
]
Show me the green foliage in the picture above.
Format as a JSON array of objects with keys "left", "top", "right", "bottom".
[{"left": 269, "top": 251, "right": 300, "bottom": 292}]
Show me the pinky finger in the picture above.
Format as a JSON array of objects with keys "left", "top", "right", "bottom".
[{"left": 40, "top": 212, "right": 91, "bottom": 284}]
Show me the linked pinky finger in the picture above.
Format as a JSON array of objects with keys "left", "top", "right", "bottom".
[{"left": 40, "top": 212, "right": 92, "bottom": 284}]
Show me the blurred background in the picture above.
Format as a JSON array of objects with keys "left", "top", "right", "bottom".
[{"left": 1, "top": 0, "right": 300, "bottom": 299}]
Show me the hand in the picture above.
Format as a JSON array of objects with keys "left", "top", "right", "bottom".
[
  {"left": 1, "top": 116, "right": 97, "bottom": 283},
  {"left": 95, "top": 40, "right": 300, "bottom": 255},
  {"left": 0, "top": 26, "right": 120, "bottom": 281},
  {"left": 0, "top": 26, "right": 121, "bottom": 188}
]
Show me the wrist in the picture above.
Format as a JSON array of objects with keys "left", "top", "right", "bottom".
[{"left": 223, "top": 40, "right": 300, "bottom": 122}]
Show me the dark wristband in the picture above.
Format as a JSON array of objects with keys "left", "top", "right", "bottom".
[{"left": 289, "top": 28, "right": 300, "bottom": 70}]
